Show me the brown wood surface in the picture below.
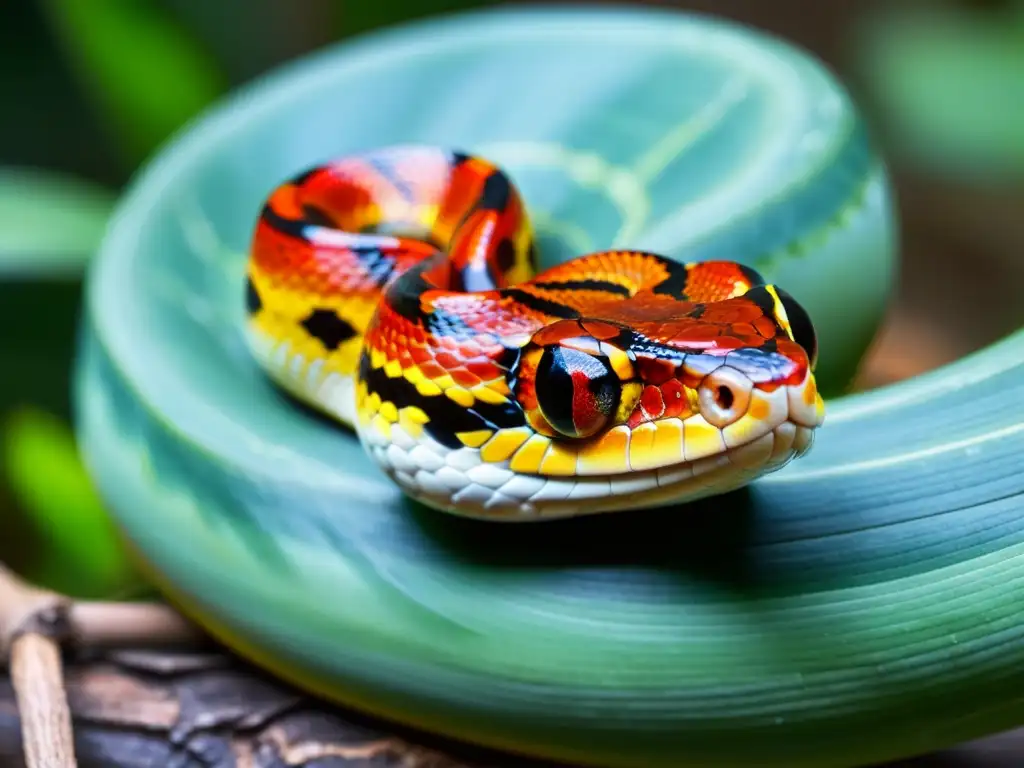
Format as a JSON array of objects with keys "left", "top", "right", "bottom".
[
  {"left": 1, "top": 646, "right": 1022, "bottom": 768},
  {"left": 0, "top": 649, "right": 497, "bottom": 768}
]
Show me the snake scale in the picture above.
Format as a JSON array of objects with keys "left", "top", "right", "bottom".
[
  {"left": 74, "top": 7, "right": 1024, "bottom": 768},
  {"left": 245, "top": 145, "right": 824, "bottom": 519}
]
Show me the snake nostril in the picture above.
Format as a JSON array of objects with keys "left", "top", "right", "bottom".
[
  {"left": 700, "top": 368, "right": 752, "bottom": 428},
  {"left": 715, "top": 385, "right": 734, "bottom": 411}
]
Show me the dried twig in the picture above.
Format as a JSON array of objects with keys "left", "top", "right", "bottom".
[
  {"left": 0, "top": 562, "right": 204, "bottom": 768},
  {"left": 9, "top": 633, "right": 76, "bottom": 767},
  {"left": 0, "top": 566, "right": 202, "bottom": 659},
  {"left": 65, "top": 601, "right": 204, "bottom": 650},
  {"left": 0, "top": 563, "right": 76, "bottom": 767}
]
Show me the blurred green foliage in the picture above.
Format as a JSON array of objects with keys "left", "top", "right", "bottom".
[
  {"left": 0, "top": 162, "right": 117, "bottom": 595},
  {"left": 852, "top": 1, "right": 1024, "bottom": 180},
  {"left": 0, "top": 168, "right": 127, "bottom": 593},
  {"left": 41, "top": 0, "right": 227, "bottom": 167},
  {"left": 341, "top": 0, "right": 497, "bottom": 37},
  {"left": 2, "top": 408, "right": 138, "bottom": 598}
]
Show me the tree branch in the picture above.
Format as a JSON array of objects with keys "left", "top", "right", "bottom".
[
  {"left": 9, "top": 634, "right": 76, "bottom": 768},
  {"left": 0, "top": 563, "right": 202, "bottom": 660},
  {"left": 0, "top": 563, "right": 77, "bottom": 768}
]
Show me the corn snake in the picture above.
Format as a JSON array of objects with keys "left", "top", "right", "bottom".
[{"left": 245, "top": 145, "right": 825, "bottom": 519}]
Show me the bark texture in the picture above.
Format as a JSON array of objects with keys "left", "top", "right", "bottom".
[
  {"left": 0, "top": 649, "right": 502, "bottom": 768},
  {"left": 0, "top": 647, "right": 1021, "bottom": 767}
]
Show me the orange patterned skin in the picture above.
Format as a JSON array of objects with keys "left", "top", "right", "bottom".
[{"left": 245, "top": 145, "right": 824, "bottom": 520}]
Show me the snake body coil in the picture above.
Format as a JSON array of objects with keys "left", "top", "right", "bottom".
[{"left": 246, "top": 146, "right": 825, "bottom": 518}]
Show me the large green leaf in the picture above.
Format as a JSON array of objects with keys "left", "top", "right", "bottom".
[
  {"left": 40, "top": 0, "right": 225, "bottom": 165},
  {"left": 73, "top": 6, "right": 1024, "bottom": 767},
  {"left": 0, "top": 167, "right": 115, "bottom": 276}
]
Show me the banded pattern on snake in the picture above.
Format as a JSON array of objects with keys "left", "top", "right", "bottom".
[{"left": 244, "top": 145, "right": 825, "bottom": 518}]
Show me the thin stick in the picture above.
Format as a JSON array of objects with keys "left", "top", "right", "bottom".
[
  {"left": 10, "top": 633, "right": 77, "bottom": 768},
  {"left": 0, "top": 565, "right": 203, "bottom": 658},
  {"left": 68, "top": 601, "right": 203, "bottom": 648},
  {"left": 0, "top": 563, "right": 76, "bottom": 768}
]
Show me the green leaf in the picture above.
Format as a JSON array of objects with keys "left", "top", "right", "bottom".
[
  {"left": 1, "top": 407, "right": 138, "bottom": 598},
  {"left": 0, "top": 167, "right": 116, "bottom": 277},
  {"left": 40, "top": 0, "right": 226, "bottom": 165}
]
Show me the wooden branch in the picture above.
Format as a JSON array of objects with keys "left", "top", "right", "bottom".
[
  {"left": 0, "top": 562, "right": 506, "bottom": 767},
  {"left": 9, "top": 634, "right": 76, "bottom": 768},
  {"left": 0, "top": 563, "right": 201, "bottom": 768},
  {"left": 65, "top": 601, "right": 203, "bottom": 650},
  {"left": 0, "top": 564, "right": 77, "bottom": 767},
  {"left": 0, "top": 569, "right": 201, "bottom": 659}
]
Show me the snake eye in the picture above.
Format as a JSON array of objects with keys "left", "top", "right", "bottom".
[
  {"left": 699, "top": 367, "right": 752, "bottom": 428},
  {"left": 536, "top": 345, "right": 620, "bottom": 439},
  {"left": 774, "top": 287, "right": 818, "bottom": 369}
]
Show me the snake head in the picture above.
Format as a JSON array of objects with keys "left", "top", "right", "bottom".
[
  {"left": 503, "top": 284, "right": 824, "bottom": 514},
  {"left": 359, "top": 255, "right": 823, "bottom": 520}
]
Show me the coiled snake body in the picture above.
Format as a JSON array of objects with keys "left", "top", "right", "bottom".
[{"left": 245, "top": 146, "right": 825, "bottom": 519}]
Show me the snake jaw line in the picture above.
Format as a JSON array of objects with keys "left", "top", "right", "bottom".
[
  {"left": 246, "top": 299, "right": 823, "bottom": 521},
  {"left": 361, "top": 367, "right": 821, "bottom": 520},
  {"left": 369, "top": 417, "right": 816, "bottom": 521}
]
